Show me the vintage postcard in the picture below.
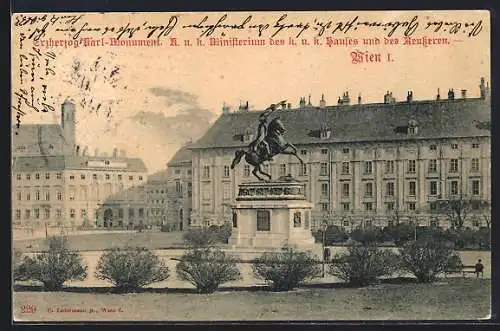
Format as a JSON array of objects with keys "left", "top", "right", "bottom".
[{"left": 11, "top": 10, "right": 491, "bottom": 322}]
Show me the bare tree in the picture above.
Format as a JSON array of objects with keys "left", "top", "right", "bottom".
[{"left": 438, "top": 195, "right": 472, "bottom": 229}]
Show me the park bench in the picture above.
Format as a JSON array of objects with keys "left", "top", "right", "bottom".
[{"left": 444, "top": 265, "right": 483, "bottom": 278}]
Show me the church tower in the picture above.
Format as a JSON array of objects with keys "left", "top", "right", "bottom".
[{"left": 61, "top": 99, "right": 76, "bottom": 155}]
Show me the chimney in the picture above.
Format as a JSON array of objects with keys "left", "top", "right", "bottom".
[
  {"left": 113, "top": 148, "right": 118, "bottom": 158},
  {"left": 436, "top": 88, "right": 441, "bottom": 100},
  {"left": 222, "top": 102, "right": 230, "bottom": 114},
  {"left": 94, "top": 148, "right": 99, "bottom": 157},
  {"left": 82, "top": 146, "right": 88, "bottom": 156},
  {"left": 76, "top": 145, "right": 80, "bottom": 155},
  {"left": 342, "top": 91, "right": 350, "bottom": 105},
  {"left": 299, "top": 97, "right": 306, "bottom": 108},
  {"left": 337, "top": 96, "right": 342, "bottom": 105},
  {"left": 407, "top": 91, "right": 413, "bottom": 102},
  {"left": 448, "top": 89, "right": 455, "bottom": 100},
  {"left": 384, "top": 91, "right": 390, "bottom": 104},
  {"left": 479, "top": 77, "right": 489, "bottom": 99},
  {"left": 307, "top": 94, "right": 312, "bottom": 107},
  {"left": 461, "top": 89, "right": 467, "bottom": 99},
  {"left": 357, "top": 93, "right": 362, "bottom": 104},
  {"left": 287, "top": 103, "right": 292, "bottom": 109},
  {"left": 319, "top": 94, "right": 326, "bottom": 108}
]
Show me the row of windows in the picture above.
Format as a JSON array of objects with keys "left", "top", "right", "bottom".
[
  {"left": 319, "top": 180, "right": 481, "bottom": 199},
  {"left": 206, "top": 158, "right": 483, "bottom": 179},
  {"left": 14, "top": 208, "right": 87, "bottom": 220},
  {"left": 16, "top": 173, "right": 143, "bottom": 181},
  {"left": 174, "top": 169, "right": 192, "bottom": 176},
  {"left": 104, "top": 208, "right": 145, "bottom": 218},
  {"left": 296, "top": 143, "right": 481, "bottom": 156}
]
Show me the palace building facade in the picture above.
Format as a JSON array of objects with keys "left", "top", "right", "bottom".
[{"left": 187, "top": 79, "right": 491, "bottom": 230}]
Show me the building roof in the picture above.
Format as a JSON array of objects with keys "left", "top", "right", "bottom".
[
  {"left": 12, "top": 155, "right": 148, "bottom": 173},
  {"left": 167, "top": 145, "right": 193, "bottom": 166},
  {"left": 189, "top": 98, "right": 491, "bottom": 149},
  {"left": 12, "top": 124, "right": 66, "bottom": 142},
  {"left": 147, "top": 169, "right": 169, "bottom": 183}
]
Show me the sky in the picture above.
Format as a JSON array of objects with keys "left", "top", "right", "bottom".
[{"left": 11, "top": 11, "right": 491, "bottom": 174}]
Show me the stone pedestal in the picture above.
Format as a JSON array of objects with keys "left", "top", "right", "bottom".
[{"left": 229, "top": 177, "right": 315, "bottom": 251}]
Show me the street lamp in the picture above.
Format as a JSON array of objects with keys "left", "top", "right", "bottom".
[{"left": 321, "top": 221, "right": 328, "bottom": 277}]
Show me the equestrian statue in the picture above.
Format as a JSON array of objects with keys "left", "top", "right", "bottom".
[{"left": 230, "top": 100, "right": 304, "bottom": 181}]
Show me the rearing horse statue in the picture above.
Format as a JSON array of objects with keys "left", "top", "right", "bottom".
[{"left": 231, "top": 112, "right": 304, "bottom": 181}]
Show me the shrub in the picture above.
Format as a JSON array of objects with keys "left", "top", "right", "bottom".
[
  {"left": 252, "top": 248, "right": 321, "bottom": 291},
  {"left": 12, "top": 249, "right": 24, "bottom": 281},
  {"left": 176, "top": 248, "right": 241, "bottom": 293},
  {"left": 349, "top": 227, "right": 384, "bottom": 245},
  {"left": 313, "top": 225, "right": 349, "bottom": 245},
  {"left": 328, "top": 244, "right": 399, "bottom": 287},
  {"left": 475, "top": 228, "right": 490, "bottom": 249},
  {"left": 183, "top": 229, "right": 216, "bottom": 248},
  {"left": 384, "top": 223, "right": 415, "bottom": 246},
  {"left": 95, "top": 247, "right": 169, "bottom": 292},
  {"left": 16, "top": 236, "right": 87, "bottom": 290},
  {"left": 208, "top": 223, "right": 233, "bottom": 244},
  {"left": 398, "top": 239, "right": 462, "bottom": 283}
]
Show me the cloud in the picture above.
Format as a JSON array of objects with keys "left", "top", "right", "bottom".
[{"left": 149, "top": 87, "right": 199, "bottom": 107}]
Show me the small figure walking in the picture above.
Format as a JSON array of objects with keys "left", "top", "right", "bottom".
[{"left": 475, "top": 259, "right": 484, "bottom": 278}]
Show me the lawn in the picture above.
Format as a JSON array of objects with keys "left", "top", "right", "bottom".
[
  {"left": 13, "top": 279, "right": 490, "bottom": 321},
  {"left": 13, "top": 231, "right": 187, "bottom": 252}
]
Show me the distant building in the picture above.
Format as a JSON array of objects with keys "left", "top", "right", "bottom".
[
  {"left": 188, "top": 78, "right": 491, "bottom": 230},
  {"left": 97, "top": 184, "right": 148, "bottom": 228},
  {"left": 12, "top": 101, "right": 148, "bottom": 231},
  {"left": 145, "top": 170, "right": 169, "bottom": 227},
  {"left": 166, "top": 144, "right": 193, "bottom": 231}
]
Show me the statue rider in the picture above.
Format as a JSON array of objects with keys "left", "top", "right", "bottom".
[{"left": 248, "top": 101, "right": 285, "bottom": 161}]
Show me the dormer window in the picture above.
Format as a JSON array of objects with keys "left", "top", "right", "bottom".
[
  {"left": 408, "top": 120, "right": 419, "bottom": 135},
  {"left": 320, "top": 124, "right": 331, "bottom": 140}
]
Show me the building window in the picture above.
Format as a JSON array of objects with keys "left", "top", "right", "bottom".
[
  {"left": 299, "top": 163, "right": 308, "bottom": 176},
  {"left": 129, "top": 175, "right": 133, "bottom": 181},
  {"left": 202, "top": 183, "right": 211, "bottom": 201},
  {"left": 300, "top": 149, "right": 307, "bottom": 155},
  {"left": 386, "top": 182, "right": 395, "bottom": 196},
  {"left": 187, "top": 182, "right": 192, "bottom": 197},
  {"left": 364, "top": 182, "right": 373, "bottom": 197},
  {"left": 429, "top": 202, "right": 438, "bottom": 211},
  {"left": 244, "top": 165, "right": 251, "bottom": 177},
  {"left": 320, "top": 203, "right": 329, "bottom": 212},
  {"left": 17, "top": 174, "right": 21, "bottom": 180},
  {"left": 472, "top": 143, "right": 480, "bottom": 149},
  {"left": 342, "top": 162, "right": 350, "bottom": 175},
  {"left": 430, "top": 144, "right": 437, "bottom": 151},
  {"left": 342, "top": 183, "right": 350, "bottom": 197},
  {"left": 69, "top": 209, "right": 75, "bottom": 218},
  {"left": 15, "top": 209, "right": 21, "bottom": 220},
  {"left": 26, "top": 174, "right": 31, "bottom": 180},
  {"left": 386, "top": 202, "right": 395, "bottom": 211},
  {"left": 35, "top": 173, "right": 40, "bottom": 180},
  {"left": 26, "top": 192, "right": 30, "bottom": 201},
  {"left": 202, "top": 166, "right": 210, "bottom": 178},
  {"left": 44, "top": 209, "right": 50, "bottom": 219},
  {"left": 45, "top": 173, "right": 50, "bottom": 179},
  {"left": 343, "top": 218, "right": 350, "bottom": 226},
  {"left": 139, "top": 176, "right": 143, "bottom": 181},
  {"left": 293, "top": 212, "right": 302, "bottom": 227},
  {"left": 471, "top": 158, "right": 480, "bottom": 172},
  {"left": 232, "top": 212, "right": 238, "bottom": 228},
  {"left": 56, "top": 172, "right": 62, "bottom": 179},
  {"left": 279, "top": 164, "right": 287, "bottom": 176},
  {"left": 428, "top": 159, "right": 437, "bottom": 173},
  {"left": 451, "top": 143, "right": 459, "bottom": 150},
  {"left": 321, "top": 148, "right": 328, "bottom": 155},
  {"left": 364, "top": 202, "right": 373, "bottom": 211},
  {"left": 117, "top": 174, "right": 122, "bottom": 180},
  {"left": 57, "top": 192, "right": 62, "bottom": 200},
  {"left": 223, "top": 182, "right": 231, "bottom": 201},
  {"left": 223, "top": 165, "right": 230, "bottom": 178},
  {"left": 34, "top": 208, "right": 40, "bottom": 219},
  {"left": 320, "top": 163, "right": 329, "bottom": 176},
  {"left": 407, "top": 160, "right": 416, "bottom": 173},
  {"left": 430, "top": 218, "right": 439, "bottom": 227},
  {"left": 35, "top": 190, "right": 40, "bottom": 200},
  {"left": 321, "top": 183, "right": 329, "bottom": 198},
  {"left": 174, "top": 169, "right": 181, "bottom": 175},
  {"left": 408, "top": 203, "right": 416, "bottom": 211},
  {"left": 472, "top": 180, "right": 480, "bottom": 196},
  {"left": 187, "top": 169, "right": 192, "bottom": 176},
  {"left": 92, "top": 174, "right": 98, "bottom": 180},
  {"left": 56, "top": 209, "right": 62, "bottom": 218},
  {"left": 342, "top": 203, "right": 350, "bottom": 211},
  {"left": 138, "top": 208, "right": 144, "bottom": 218},
  {"left": 449, "top": 159, "right": 459, "bottom": 173},
  {"left": 364, "top": 161, "right": 373, "bottom": 175},
  {"left": 25, "top": 210, "right": 30, "bottom": 219},
  {"left": 69, "top": 175, "right": 75, "bottom": 180},
  {"left": 17, "top": 192, "right": 21, "bottom": 201},
  {"left": 429, "top": 181, "right": 438, "bottom": 196},
  {"left": 175, "top": 180, "right": 182, "bottom": 193},
  {"left": 256, "top": 210, "right": 271, "bottom": 231},
  {"left": 105, "top": 174, "right": 110, "bottom": 180},
  {"left": 79, "top": 209, "right": 86, "bottom": 218},
  {"left": 450, "top": 180, "right": 459, "bottom": 196},
  {"left": 79, "top": 174, "right": 85, "bottom": 180},
  {"left": 45, "top": 191, "right": 50, "bottom": 201},
  {"left": 129, "top": 208, "right": 135, "bottom": 218},
  {"left": 118, "top": 209, "right": 124, "bottom": 218},
  {"left": 409, "top": 181, "right": 416, "bottom": 196},
  {"left": 385, "top": 160, "right": 394, "bottom": 174},
  {"left": 343, "top": 148, "right": 350, "bottom": 154}
]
